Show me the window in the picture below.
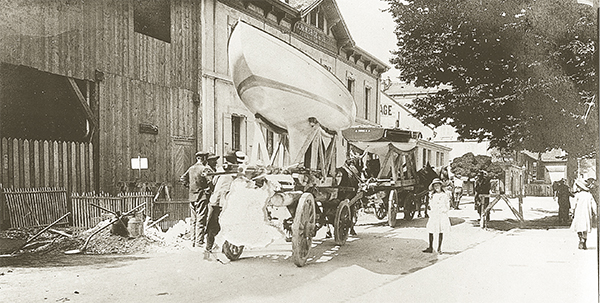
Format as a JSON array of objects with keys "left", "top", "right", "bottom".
[
  {"left": 232, "top": 115, "right": 243, "bottom": 151},
  {"left": 364, "top": 87, "right": 371, "bottom": 119},
  {"left": 422, "top": 149, "right": 427, "bottom": 167},
  {"left": 134, "top": 0, "right": 171, "bottom": 43},
  {"left": 427, "top": 150, "right": 432, "bottom": 166},
  {"left": 440, "top": 153, "right": 445, "bottom": 166},
  {"left": 347, "top": 79, "right": 354, "bottom": 95},
  {"left": 310, "top": 10, "right": 317, "bottom": 26}
]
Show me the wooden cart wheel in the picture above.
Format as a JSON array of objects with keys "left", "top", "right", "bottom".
[
  {"left": 388, "top": 190, "right": 397, "bottom": 227},
  {"left": 222, "top": 240, "right": 244, "bottom": 261},
  {"left": 292, "top": 193, "right": 316, "bottom": 267},
  {"left": 374, "top": 196, "right": 387, "bottom": 220},
  {"left": 334, "top": 199, "right": 352, "bottom": 246},
  {"left": 403, "top": 192, "right": 416, "bottom": 221}
]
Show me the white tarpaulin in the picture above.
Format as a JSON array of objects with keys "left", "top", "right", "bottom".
[{"left": 218, "top": 178, "right": 284, "bottom": 248}]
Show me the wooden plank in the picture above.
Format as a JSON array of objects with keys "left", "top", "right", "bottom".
[
  {"left": 44, "top": 140, "right": 50, "bottom": 187},
  {"left": 12, "top": 139, "right": 20, "bottom": 188},
  {"left": 33, "top": 140, "right": 40, "bottom": 188},
  {"left": 67, "top": 78, "right": 97, "bottom": 128},
  {"left": 53, "top": 141, "right": 60, "bottom": 188},
  {"left": 23, "top": 140, "right": 30, "bottom": 188},
  {"left": 62, "top": 142, "right": 69, "bottom": 192}
]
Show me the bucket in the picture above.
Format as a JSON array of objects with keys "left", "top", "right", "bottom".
[{"left": 127, "top": 214, "right": 144, "bottom": 238}]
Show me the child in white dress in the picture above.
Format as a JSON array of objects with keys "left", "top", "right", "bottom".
[{"left": 423, "top": 178, "right": 451, "bottom": 253}]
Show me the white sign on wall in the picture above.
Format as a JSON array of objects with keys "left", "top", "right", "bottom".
[{"left": 131, "top": 157, "right": 148, "bottom": 169}]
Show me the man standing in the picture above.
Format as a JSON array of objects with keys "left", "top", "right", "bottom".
[
  {"left": 475, "top": 171, "right": 491, "bottom": 222},
  {"left": 205, "top": 151, "right": 246, "bottom": 254},
  {"left": 180, "top": 151, "right": 211, "bottom": 247},
  {"left": 555, "top": 178, "right": 573, "bottom": 225}
]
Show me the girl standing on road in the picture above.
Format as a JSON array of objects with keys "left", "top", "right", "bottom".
[
  {"left": 423, "top": 178, "right": 451, "bottom": 254},
  {"left": 570, "top": 179, "right": 597, "bottom": 250}
]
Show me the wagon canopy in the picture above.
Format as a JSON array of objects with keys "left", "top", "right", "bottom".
[{"left": 342, "top": 126, "right": 419, "bottom": 158}]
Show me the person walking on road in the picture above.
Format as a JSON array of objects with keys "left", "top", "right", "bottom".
[
  {"left": 423, "top": 178, "right": 451, "bottom": 254},
  {"left": 474, "top": 171, "right": 491, "bottom": 223},
  {"left": 570, "top": 178, "right": 597, "bottom": 250},
  {"left": 452, "top": 174, "right": 464, "bottom": 209},
  {"left": 180, "top": 151, "right": 212, "bottom": 247},
  {"left": 205, "top": 151, "right": 246, "bottom": 255},
  {"left": 554, "top": 179, "right": 573, "bottom": 225}
]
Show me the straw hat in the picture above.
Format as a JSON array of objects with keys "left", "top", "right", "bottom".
[
  {"left": 574, "top": 178, "right": 589, "bottom": 191},
  {"left": 429, "top": 178, "right": 443, "bottom": 191},
  {"left": 224, "top": 151, "right": 246, "bottom": 164}
]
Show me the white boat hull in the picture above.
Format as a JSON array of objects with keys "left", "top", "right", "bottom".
[{"left": 228, "top": 21, "right": 356, "bottom": 162}]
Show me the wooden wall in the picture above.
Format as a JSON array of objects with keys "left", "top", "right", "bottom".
[{"left": 0, "top": 0, "right": 203, "bottom": 194}]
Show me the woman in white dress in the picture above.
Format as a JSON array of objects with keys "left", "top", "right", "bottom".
[
  {"left": 423, "top": 178, "right": 451, "bottom": 253},
  {"left": 570, "top": 178, "right": 597, "bottom": 250}
]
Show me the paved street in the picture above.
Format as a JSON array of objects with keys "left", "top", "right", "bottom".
[{"left": 1, "top": 196, "right": 597, "bottom": 303}]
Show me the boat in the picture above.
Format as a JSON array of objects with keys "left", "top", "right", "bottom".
[{"left": 228, "top": 20, "right": 356, "bottom": 164}]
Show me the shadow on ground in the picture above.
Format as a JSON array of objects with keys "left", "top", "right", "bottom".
[
  {"left": 0, "top": 253, "right": 147, "bottom": 268},
  {"left": 468, "top": 215, "right": 572, "bottom": 231},
  {"left": 359, "top": 217, "right": 465, "bottom": 229}
]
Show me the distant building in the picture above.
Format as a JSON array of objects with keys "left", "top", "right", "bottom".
[
  {"left": 378, "top": 91, "right": 450, "bottom": 170},
  {"left": 383, "top": 82, "right": 490, "bottom": 161}
]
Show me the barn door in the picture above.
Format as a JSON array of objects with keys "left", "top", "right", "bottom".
[{"left": 171, "top": 139, "right": 194, "bottom": 200}]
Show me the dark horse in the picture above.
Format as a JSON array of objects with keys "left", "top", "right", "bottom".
[{"left": 414, "top": 163, "right": 440, "bottom": 218}]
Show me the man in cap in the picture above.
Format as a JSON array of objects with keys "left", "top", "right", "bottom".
[
  {"left": 180, "top": 151, "right": 212, "bottom": 247},
  {"left": 205, "top": 150, "right": 246, "bottom": 256}
]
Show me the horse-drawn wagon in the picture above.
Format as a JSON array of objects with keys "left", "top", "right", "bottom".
[
  {"left": 219, "top": 20, "right": 364, "bottom": 267},
  {"left": 342, "top": 126, "right": 438, "bottom": 227}
]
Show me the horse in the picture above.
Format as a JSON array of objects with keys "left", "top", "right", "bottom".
[{"left": 415, "top": 163, "right": 440, "bottom": 218}]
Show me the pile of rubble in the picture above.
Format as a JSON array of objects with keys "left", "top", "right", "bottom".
[{"left": 0, "top": 217, "right": 195, "bottom": 257}]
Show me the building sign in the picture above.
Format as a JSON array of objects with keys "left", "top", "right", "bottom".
[
  {"left": 293, "top": 21, "right": 337, "bottom": 53},
  {"left": 381, "top": 104, "right": 393, "bottom": 116}
]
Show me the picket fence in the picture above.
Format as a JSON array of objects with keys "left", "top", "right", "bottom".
[
  {"left": 0, "top": 138, "right": 94, "bottom": 193},
  {"left": 71, "top": 192, "right": 153, "bottom": 228}
]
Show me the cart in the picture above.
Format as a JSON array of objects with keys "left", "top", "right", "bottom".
[
  {"left": 220, "top": 122, "right": 363, "bottom": 267},
  {"left": 342, "top": 127, "right": 438, "bottom": 227}
]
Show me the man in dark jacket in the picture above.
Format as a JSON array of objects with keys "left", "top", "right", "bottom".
[
  {"left": 475, "top": 171, "right": 491, "bottom": 222},
  {"left": 180, "top": 151, "right": 212, "bottom": 247},
  {"left": 555, "top": 179, "right": 573, "bottom": 224}
]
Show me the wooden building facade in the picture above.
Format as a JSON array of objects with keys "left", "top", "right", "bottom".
[
  {"left": 0, "top": 0, "right": 388, "bottom": 198},
  {"left": 0, "top": 0, "right": 202, "bottom": 197}
]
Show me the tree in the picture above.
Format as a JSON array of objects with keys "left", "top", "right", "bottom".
[
  {"left": 385, "top": 0, "right": 598, "bottom": 157},
  {"left": 450, "top": 152, "right": 503, "bottom": 179}
]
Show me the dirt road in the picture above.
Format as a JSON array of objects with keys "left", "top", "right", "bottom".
[{"left": 0, "top": 197, "right": 573, "bottom": 302}]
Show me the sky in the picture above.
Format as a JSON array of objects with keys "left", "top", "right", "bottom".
[{"left": 336, "top": 0, "right": 400, "bottom": 80}]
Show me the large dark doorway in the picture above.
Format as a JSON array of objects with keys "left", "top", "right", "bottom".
[{"left": 0, "top": 63, "right": 90, "bottom": 142}]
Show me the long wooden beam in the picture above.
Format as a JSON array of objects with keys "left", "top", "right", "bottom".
[{"left": 67, "top": 78, "right": 97, "bottom": 128}]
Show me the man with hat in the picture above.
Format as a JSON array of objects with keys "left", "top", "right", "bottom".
[
  {"left": 180, "top": 151, "right": 212, "bottom": 247},
  {"left": 571, "top": 178, "right": 597, "bottom": 250},
  {"left": 205, "top": 150, "right": 246, "bottom": 255},
  {"left": 554, "top": 178, "right": 573, "bottom": 225}
]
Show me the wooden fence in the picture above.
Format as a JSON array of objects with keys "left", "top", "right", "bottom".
[
  {"left": 71, "top": 192, "right": 152, "bottom": 228},
  {"left": 0, "top": 184, "right": 188, "bottom": 231},
  {"left": 0, "top": 138, "right": 94, "bottom": 193},
  {"left": 524, "top": 184, "right": 552, "bottom": 197},
  {"left": 2, "top": 187, "right": 70, "bottom": 228}
]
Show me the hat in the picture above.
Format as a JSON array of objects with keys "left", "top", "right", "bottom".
[
  {"left": 224, "top": 151, "right": 246, "bottom": 164},
  {"left": 429, "top": 178, "right": 443, "bottom": 191},
  {"left": 574, "top": 178, "right": 589, "bottom": 191},
  {"left": 207, "top": 153, "right": 220, "bottom": 161},
  {"left": 195, "top": 151, "right": 209, "bottom": 158}
]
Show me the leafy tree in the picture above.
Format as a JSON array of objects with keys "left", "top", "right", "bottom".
[
  {"left": 385, "top": 0, "right": 598, "bottom": 157},
  {"left": 450, "top": 152, "right": 503, "bottom": 179}
]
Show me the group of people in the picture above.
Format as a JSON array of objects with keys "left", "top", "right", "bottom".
[
  {"left": 179, "top": 150, "right": 247, "bottom": 255},
  {"left": 554, "top": 178, "right": 597, "bottom": 250}
]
